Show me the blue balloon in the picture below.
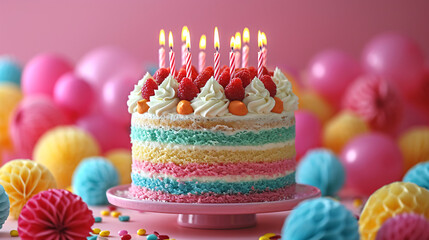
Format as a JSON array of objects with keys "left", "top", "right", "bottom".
[
  {"left": 282, "top": 198, "right": 359, "bottom": 240},
  {"left": 0, "top": 57, "right": 22, "bottom": 86},
  {"left": 296, "top": 149, "right": 345, "bottom": 196},
  {"left": 0, "top": 185, "right": 10, "bottom": 229},
  {"left": 403, "top": 161, "right": 429, "bottom": 190},
  {"left": 72, "top": 157, "right": 119, "bottom": 205}
]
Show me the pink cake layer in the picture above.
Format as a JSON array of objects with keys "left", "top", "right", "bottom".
[
  {"left": 129, "top": 184, "right": 296, "bottom": 203},
  {"left": 131, "top": 159, "right": 295, "bottom": 178}
]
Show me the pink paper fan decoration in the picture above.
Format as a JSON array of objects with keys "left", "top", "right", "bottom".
[
  {"left": 18, "top": 189, "right": 94, "bottom": 240},
  {"left": 376, "top": 213, "right": 429, "bottom": 240},
  {"left": 343, "top": 75, "right": 402, "bottom": 133}
]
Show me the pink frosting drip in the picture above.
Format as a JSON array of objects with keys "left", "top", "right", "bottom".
[
  {"left": 132, "top": 159, "right": 296, "bottom": 178},
  {"left": 18, "top": 189, "right": 94, "bottom": 240},
  {"left": 129, "top": 184, "right": 296, "bottom": 203}
]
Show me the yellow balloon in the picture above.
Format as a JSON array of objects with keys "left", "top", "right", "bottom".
[
  {"left": 323, "top": 111, "right": 369, "bottom": 153},
  {"left": 398, "top": 126, "right": 429, "bottom": 173},
  {"left": 0, "top": 84, "right": 22, "bottom": 149},
  {"left": 359, "top": 182, "right": 429, "bottom": 240},
  {"left": 33, "top": 126, "right": 101, "bottom": 189},
  {"left": 299, "top": 90, "right": 335, "bottom": 124},
  {"left": 0, "top": 159, "right": 57, "bottom": 219},
  {"left": 105, "top": 149, "right": 132, "bottom": 185}
]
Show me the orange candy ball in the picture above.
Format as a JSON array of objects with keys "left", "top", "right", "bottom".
[
  {"left": 177, "top": 100, "right": 193, "bottom": 115},
  {"left": 228, "top": 101, "right": 248, "bottom": 116},
  {"left": 137, "top": 99, "right": 149, "bottom": 114}
]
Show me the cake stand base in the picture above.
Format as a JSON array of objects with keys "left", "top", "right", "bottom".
[{"left": 107, "top": 184, "right": 320, "bottom": 229}]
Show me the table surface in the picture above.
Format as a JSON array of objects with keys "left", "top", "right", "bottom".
[{"left": 1, "top": 198, "right": 360, "bottom": 240}]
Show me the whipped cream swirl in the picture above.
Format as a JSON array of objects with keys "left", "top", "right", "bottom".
[
  {"left": 191, "top": 77, "right": 229, "bottom": 117},
  {"left": 272, "top": 67, "right": 298, "bottom": 111},
  {"left": 243, "top": 77, "right": 275, "bottom": 113},
  {"left": 127, "top": 72, "right": 152, "bottom": 113},
  {"left": 147, "top": 75, "right": 179, "bottom": 116}
]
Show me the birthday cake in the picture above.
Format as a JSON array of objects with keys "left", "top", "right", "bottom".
[{"left": 127, "top": 65, "right": 298, "bottom": 203}]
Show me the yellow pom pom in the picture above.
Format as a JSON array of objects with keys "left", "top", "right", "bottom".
[
  {"left": 299, "top": 91, "right": 335, "bottom": 124},
  {"left": 323, "top": 111, "right": 369, "bottom": 153},
  {"left": 105, "top": 149, "right": 131, "bottom": 185},
  {"left": 398, "top": 126, "right": 429, "bottom": 173},
  {"left": 359, "top": 182, "right": 429, "bottom": 240},
  {"left": 33, "top": 126, "right": 101, "bottom": 189},
  {"left": 0, "top": 84, "right": 22, "bottom": 149},
  {"left": 0, "top": 159, "right": 57, "bottom": 219}
]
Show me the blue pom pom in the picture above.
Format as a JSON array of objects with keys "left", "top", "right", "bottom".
[
  {"left": 296, "top": 149, "right": 345, "bottom": 196},
  {"left": 403, "top": 161, "right": 429, "bottom": 190},
  {"left": 0, "top": 57, "right": 22, "bottom": 87},
  {"left": 72, "top": 157, "right": 119, "bottom": 205},
  {"left": 0, "top": 185, "right": 10, "bottom": 229},
  {"left": 282, "top": 198, "right": 359, "bottom": 240}
]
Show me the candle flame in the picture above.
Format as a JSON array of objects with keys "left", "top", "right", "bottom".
[
  {"left": 199, "top": 35, "right": 206, "bottom": 50},
  {"left": 258, "top": 31, "right": 262, "bottom": 48},
  {"left": 214, "top": 27, "right": 220, "bottom": 50},
  {"left": 243, "top": 28, "right": 250, "bottom": 43},
  {"left": 181, "top": 26, "right": 189, "bottom": 42},
  {"left": 159, "top": 29, "right": 165, "bottom": 46},
  {"left": 262, "top": 32, "right": 267, "bottom": 46},
  {"left": 186, "top": 31, "right": 191, "bottom": 49},
  {"left": 169, "top": 31, "right": 174, "bottom": 48},
  {"left": 230, "top": 36, "right": 235, "bottom": 50},
  {"left": 234, "top": 32, "right": 241, "bottom": 50}
]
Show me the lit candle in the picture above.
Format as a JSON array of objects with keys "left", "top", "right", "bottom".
[
  {"left": 159, "top": 29, "right": 166, "bottom": 68},
  {"left": 261, "top": 32, "right": 267, "bottom": 67},
  {"left": 258, "top": 31, "right": 263, "bottom": 79},
  {"left": 242, "top": 28, "right": 250, "bottom": 68},
  {"left": 229, "top": 36, "right": 236, "bottom": 77},
  {"left": 214, "top": 27, "right": 221, "bottom": 81},
  {"left": 234, "top": 32, "right": 241, "bottom": 70},
  {"left": 199, "top": 35, "right": 206, "bottom": 72},
  {"left": 185, "top": 31, "right": 192, "bottom": 79},
  {"left": 181, "top": 26, "right": 189, "bottom": 66},
  {"left": 168, "top": 31, "right": 176, "bottom": 77}
]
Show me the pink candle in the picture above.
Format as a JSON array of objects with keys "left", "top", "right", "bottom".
[
  {"left": 261, "top": 32, "right": 267, "bottom": 67},
  {"left": 199, "top": 35, "right": 206, "bottom": 72},
  {"left": 159, "top": 29, "right": 166, "bottom": 68},
  {"left": 181, "top": 26, "right": 189, "bottom": 67},
  {"left": 262, "top": 47, "right": 267, "bottom": 67},
  {"left": 214, "top": 27, "right": 220, "bottom": 81},
  {"left": 242, "top": 28, "right": 250, "bottom": 68},
  {"left": 168, "top": 31, "right": 176, "bottom": 77},
  {"left": 234, "top": 32, "right": 241, "bottom": 70},
  {"left": 181, "top": 44, "right": 187, "bottom": 67},
  {"left": 229, "top": 36, "right": 236, "bottom": 77},
  {"left": 185, "top": 32, "right": 192, "bottom": 79},
  {"left": 257, "top": 31, "right": 263, "bottom": 78},
  {"left": 235, "top": 51, "right": 241, "bottom": 70}
]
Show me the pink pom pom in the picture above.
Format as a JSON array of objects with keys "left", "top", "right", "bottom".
[
  {"left": 376, "top": 213, "right": 429, "bottom": 240},
  {"left": 343, "top": 75, "right": 402, "bottom": 133},
  {"left": 18, "top": 189, "right": 94, "bottom": 240},
  {"left": 9, "top": 96, "right": 70, "bottom": 158}
]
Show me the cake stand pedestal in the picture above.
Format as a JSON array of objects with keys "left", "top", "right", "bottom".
[{"left": 107, "top": 184, "right": 320, "bottom": 229}]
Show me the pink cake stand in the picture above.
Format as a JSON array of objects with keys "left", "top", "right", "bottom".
[{"left": 107, "top": 184, "right": 320, "bottom": 229}]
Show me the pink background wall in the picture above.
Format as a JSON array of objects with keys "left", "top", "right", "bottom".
[{"left": 0, "top": 0, "right": 428, "bottom": 70}]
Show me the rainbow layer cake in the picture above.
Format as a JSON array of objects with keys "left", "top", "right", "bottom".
[{"left": 127, "top": 66, "right": 298, "bottom": 203}]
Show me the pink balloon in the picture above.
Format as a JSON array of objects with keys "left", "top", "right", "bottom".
[
  {"left": 295, "top": 110, "right": 323, "bottom": 160},
  {"left": 362, "top": 33, "right": 425, "bottom": 98},
  {"left": 101, "top": 76, "right": 136, "bottom": 126},
  {"left": 76, "top": 114, "right": 131, "bottom": 153},
  {"left": 307, "top": 49, "right": 361, "bottom": 107},
  {"left": 53, "top": 73, "right": 95, "bottom": 120},
  {"left": 9, "top": 96, "right": 71, "bottom": 158},
  {"left": 22, "top": 54, "right": 73, "bottom": 97},
  {"left": 340, "top": 133, "right": 403, "bottom": 196},
  {"left": 76, "top": 46, "right": 143, "bottom": 90}
]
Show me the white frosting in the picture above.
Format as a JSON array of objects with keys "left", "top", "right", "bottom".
[
  {"left": 127, "top": 72, "right": 152, "bottom": 113},
  {"left": 272, "top": 68, "right": 298, "bottom": 111},
  {"left": 191, "top": 77, "right": 229, "bottom": 117},
  {"left": 147, "top": 75, "right": 179, "bottom": 116},
  {"left": 243, "top": 77, "right": 275, "bottom": 113}
]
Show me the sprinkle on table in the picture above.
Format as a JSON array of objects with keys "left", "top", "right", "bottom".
[
  {"left": 137, "top": 228, "right": 146, "bottom": 236},
  {"left": 100, "top": 210, "right": 110, "bottom": 216},
  {"left": 94, "top": 216, "right": 102, "bottom": 223},
  {"left": 92, "top": 228, "right": 101, "bottom": 234},
  {"left": 119, "top": 215, "right": 130, "bottom": 222},
  {"left": 146, "top": 234, "right": 158, "bottom": 240},
  {"left": 107, "top": 205, "right": 117, "bottom": 211},
  {"left": 10, "top": 230, "right": 19, "bottom": 237},
  {"left": 121, "top": 234, "right": 132, "bottom": 240},
  {"left": 99, "top": 230, "right": 110, "bottom": 237},
  {"left": 111, "top": 211, "right": 121, "bottom": 218},
  {"left": 118, "top": 230, "right": 128, "bottom": 236},
  {"left": 86, "top": 236, "right": 97, "bottom": 240}
]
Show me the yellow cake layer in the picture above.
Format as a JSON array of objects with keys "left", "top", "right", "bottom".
[{"left": 132, "top": 142, "right": 295, "bottom": 164}]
